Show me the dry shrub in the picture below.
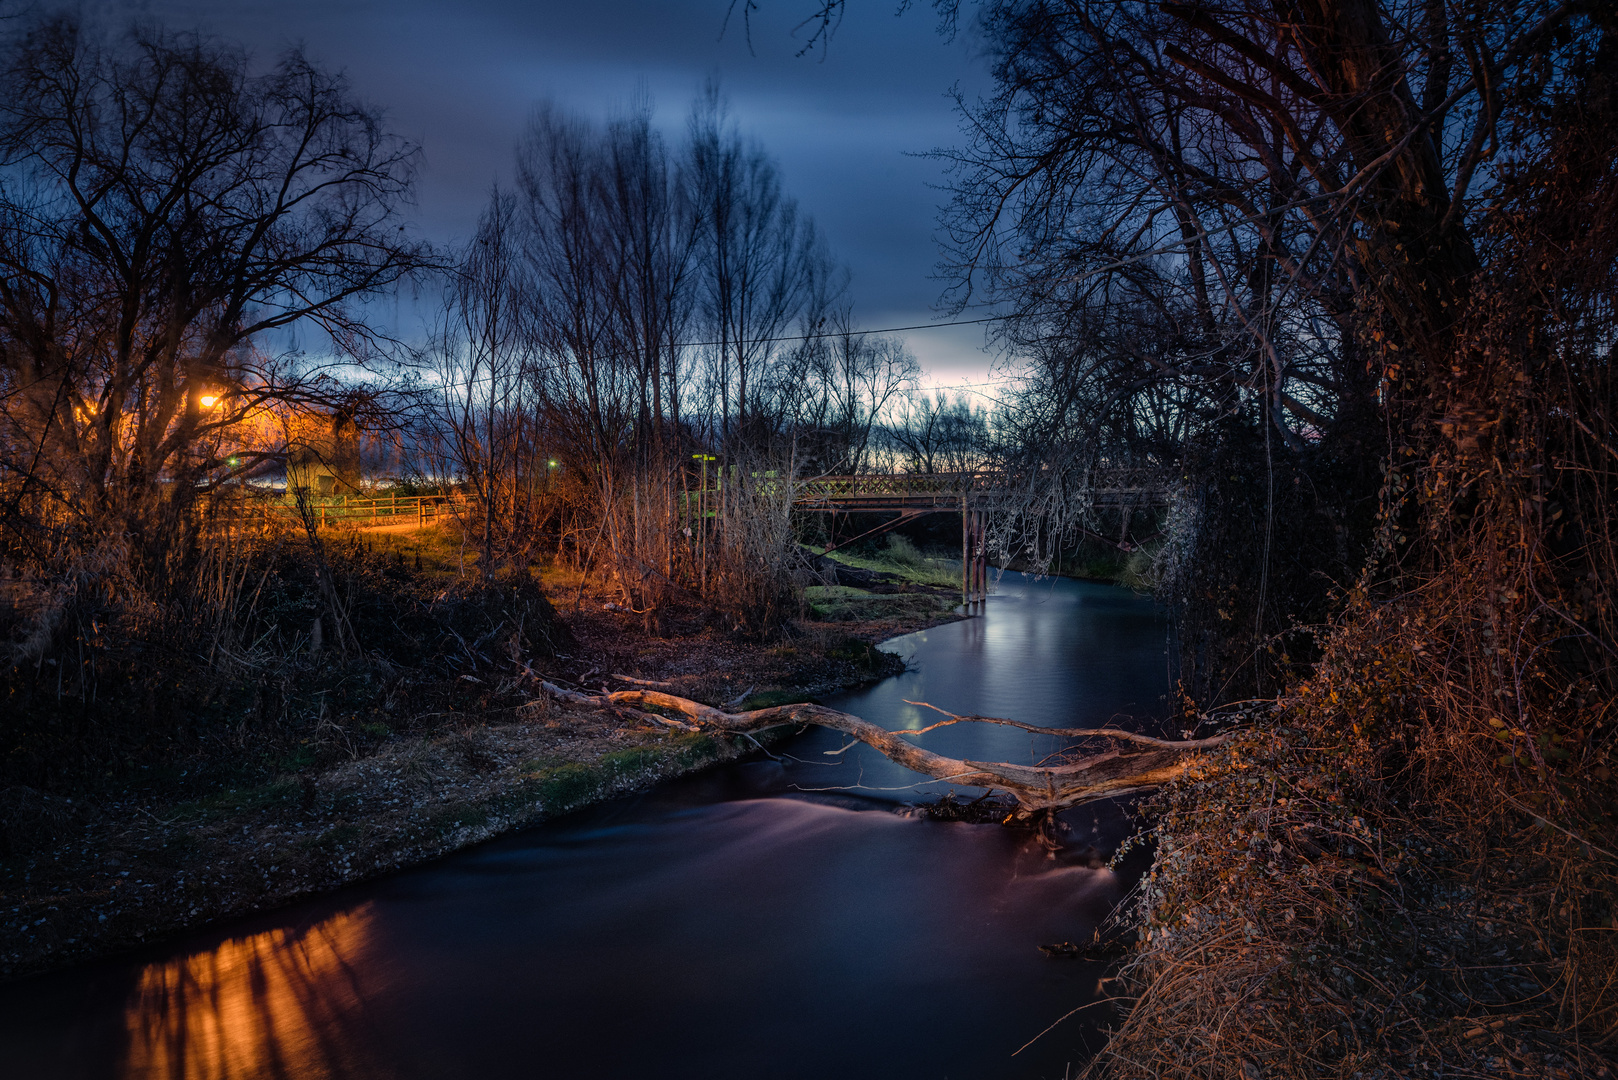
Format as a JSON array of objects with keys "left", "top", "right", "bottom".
[
  {"left": 0, "top": 512, "right": 573, "bottom": 790},
  {"left": 0, "top": 538, "right": 132, "bottom": 666},
  {"left": 699, "top": 456, "right": 814, "bottom": 637},
  {"left": 1097, "top": 597, "right": 1617, "bottom": 1078},
  {"left": 538, "top": 440, "right": 812, "bottom": 637}
]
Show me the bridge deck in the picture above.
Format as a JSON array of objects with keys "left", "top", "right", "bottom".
[{"left": 793, "top": 470, "right": 1172, "bottom": 511}]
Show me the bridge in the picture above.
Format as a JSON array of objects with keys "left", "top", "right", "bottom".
[
  {"left": 793, "top": 469, "right": 1174, "bottom": 605},
  {"left": 794, "top": 469, "right": 1171, "bottom": 512}
]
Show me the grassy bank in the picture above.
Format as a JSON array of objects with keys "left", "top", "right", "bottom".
[
  {"left": 805, "top": 535, "right": 970, "bottom": 623},
  {"left": 816, "top": 528, "right": 1165, "bottom": 595}
]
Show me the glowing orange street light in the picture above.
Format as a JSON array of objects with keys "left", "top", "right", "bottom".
[{"left": 198, "top": 394, "right": 221, "bottom": 409}]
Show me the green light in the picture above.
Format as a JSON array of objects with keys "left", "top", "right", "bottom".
[
  {"left": 548, "top": 459, "right": 558, "bottom": 468},
  {"left": 227, "top": 456, "right": 240, "bottom": 468}
]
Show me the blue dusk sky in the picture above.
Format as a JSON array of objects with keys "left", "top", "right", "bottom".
[{"left": 104, "top": 0, "right": 1005, "bottom": 393}]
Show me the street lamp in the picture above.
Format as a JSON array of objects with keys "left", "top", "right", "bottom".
[
  {"left": 691, "top": 453, "right": 718, "bottom": 588},
  {"left": 692, "top": 452, "right": 717, "bottom": 510}
]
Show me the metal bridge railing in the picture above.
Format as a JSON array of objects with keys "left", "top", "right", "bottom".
[{"left": 794, "top": 468, "right": 1173, "bottom": 505}]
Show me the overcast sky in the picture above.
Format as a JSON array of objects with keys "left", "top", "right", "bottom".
[{"left": 104, "top": 0, "right": 1002, "bottom": 390}]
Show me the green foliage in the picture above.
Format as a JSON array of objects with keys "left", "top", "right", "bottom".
[
  {"left": 514, "top": 735, "right": 734, "bottom": 813},
  {"left": 820, "top": 636, "right": 905, "bottom": 676},
  {"left": 525, "top": 762, "right": 601, "bottom": 809},
  {"left": 882, "top": 534, "right": 927, "bottom": 568},
  {"left": 1055, "top": 544, "right": 1130, "bottom": 583},
  {"left": 820, "top": 541, "right": 961, "bottom": 588},
  {"left": 167, "top": 781, "right": 300, "bottom": 825},
  {"left": 803, "top": 585, "right": 955, "bottom": 622},
  {"left": 600, "top": 747, "right": 662, "bottom": 774},
  {"left": 670, "top": 733, "right": 722, "bottom": 766}
]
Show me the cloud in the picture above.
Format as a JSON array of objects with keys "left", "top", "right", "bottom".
[{"left": 119, "top": 0, "right": 998, "bottom": 375}]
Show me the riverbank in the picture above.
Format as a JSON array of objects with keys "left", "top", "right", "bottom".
[
  {"left": 0, "top": 536, "right": 969, "bottom": 982},
  {"left": 1, "top": 709, "right": 776, "bottom": 981}
]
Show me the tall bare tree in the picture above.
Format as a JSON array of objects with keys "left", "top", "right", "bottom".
[
  {"left": 687, "top": 85, "right": 827, "bottom": 443},
  {"left": 0, "top": 15, "right": 431, "bottom": 582},
  {"left": 796, "top": 320, "right": 920, "bottom": 473},
  {"left": 430, "top": 187, "right": 530, "bottom": 578}
]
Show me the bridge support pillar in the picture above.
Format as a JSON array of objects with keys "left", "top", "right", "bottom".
[
  {"left": 974, "top": 511, "right": 987, "bottom": 606},
  {"left": 961, "top": 506, "right": 989, "bottom": 610},
  {"left": 961, "top": 500, "right": 970, "bottom": 608}
]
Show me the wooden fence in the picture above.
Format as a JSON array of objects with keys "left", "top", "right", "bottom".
[{"left": 203, "top": 492, "right": 467, "bottom": 531}]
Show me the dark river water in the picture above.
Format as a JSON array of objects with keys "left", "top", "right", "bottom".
[{"left": 0, "top": 573, "right": 1172, "bottom": 1080}]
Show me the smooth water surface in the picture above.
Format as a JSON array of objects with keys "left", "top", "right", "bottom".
[{"left": 0, "top": 574, "right": 1171, "bottom": 1080}]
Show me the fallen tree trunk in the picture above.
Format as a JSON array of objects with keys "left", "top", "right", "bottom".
[{"left": 539, "top": 682, "right": 1225, "bottom": 813}]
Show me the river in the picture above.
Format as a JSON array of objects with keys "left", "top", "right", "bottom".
[{"left": 0, "top": 573, "right": 1172, "bottom": 1080}]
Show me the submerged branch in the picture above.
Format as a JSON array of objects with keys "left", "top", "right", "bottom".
[{"left": 538, "top": 683, "right": 1226, "bottom": 812}]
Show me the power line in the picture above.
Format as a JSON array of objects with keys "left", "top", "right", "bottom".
[
  {"left": 428, "top": 313, "right": 1011, "bottom": 389},
  {"left": 665, "top": 314, "right": 1002, "bottom": 350}
]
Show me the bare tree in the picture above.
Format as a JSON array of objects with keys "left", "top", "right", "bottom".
[
  {"left": 687, "top": 84, "right": 826, "bottom": 444},
  {"left": 502, "top": 91, "right": 864, "bottom": 628},
  {"left": 0, "top": 15, "right": 432, "bottom": 583},
  {"left": 796, "top": 319, "right": 920, "bottom": 473},
  {"left": 429, "top": 187, "right": 530, "bottom": 578},
  {"left": 886, "top": 390, "right": 991, "bottom": 474}
]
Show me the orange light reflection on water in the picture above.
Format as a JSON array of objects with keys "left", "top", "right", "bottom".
[{"left": 121, "top": 905, "right": 379, "bottom": 1080}]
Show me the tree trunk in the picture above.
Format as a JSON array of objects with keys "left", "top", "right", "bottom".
[{"left": 541, "top": 683, "right": 1225, "bottom": 812}]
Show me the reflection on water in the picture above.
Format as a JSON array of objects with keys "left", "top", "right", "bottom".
[
  {"left": 123, "top": 906, "right": 378, "bottom": 1080},
  {"left": 795, "top": 572, "right": 1176, "bottom": 800}
]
